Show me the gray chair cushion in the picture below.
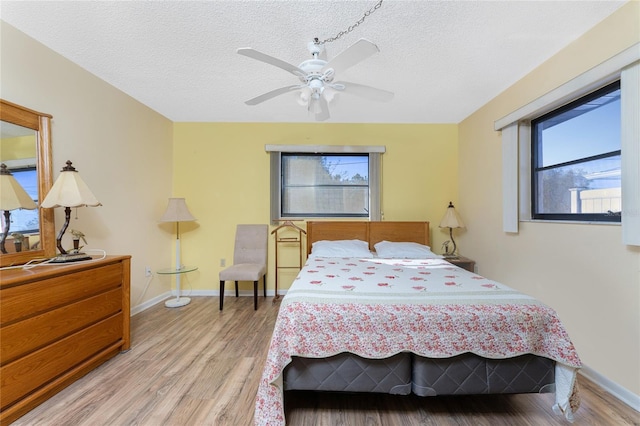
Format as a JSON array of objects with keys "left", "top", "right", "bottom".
[{"left": 219, "top": 263, "right": 267, "bottom": 281}]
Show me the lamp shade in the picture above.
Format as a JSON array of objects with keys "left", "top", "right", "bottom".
[
  {"left": 41, "top": 161, "right": 101, "bottom": 208},
  {"left": 159, "top": 198, "right": 196, "bottom": 223},
  {"left": 0, "top": 164, "right": 37, "bottom": 211},
  {"left": 439, "top": 202, "right": 465, "bottom": 229}
]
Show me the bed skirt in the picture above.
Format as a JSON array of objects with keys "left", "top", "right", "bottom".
[{"left": 284, "top": 352, "right": 555, "bottom": 396}]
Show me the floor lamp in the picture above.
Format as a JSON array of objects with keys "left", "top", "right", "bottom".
[{"left": 160, "top": 198, "right": 196, "bottom": 308}]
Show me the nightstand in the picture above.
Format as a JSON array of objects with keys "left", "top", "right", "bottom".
[{"left": 445, "top": 256, "right": 476, "bottom": 273}]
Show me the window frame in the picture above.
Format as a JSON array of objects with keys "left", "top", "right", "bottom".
[
  {"left": 496, "top": 42, "right": 638, "bottom": 244},
  {"left": 280, "top": 152, "right": 371, "bottom": 219},
  {"left": 266, "top": 145, "right": 384, "bottom": 224},
  {"left": 530, "top": 80, "right": 621, "bottom": 223}
]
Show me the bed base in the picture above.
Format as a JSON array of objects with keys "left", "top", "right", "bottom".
[
  {"left": 287, "top": 221, "right": 556, "bottom": 401},
  {"left": 284, "top": 352, "right": 555, "bottom": 396}
]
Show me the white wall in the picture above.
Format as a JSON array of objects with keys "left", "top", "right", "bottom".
[
  {"left": 1, "top": 21, "right": 175, "bottom": 307},
  {"left": 458, "top": 2, "right": 640, "bottom": 399}
]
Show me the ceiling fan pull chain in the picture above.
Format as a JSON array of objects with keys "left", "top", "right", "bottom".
[{"left": 319, "top": 0, "right": 383, "bottom": 45}]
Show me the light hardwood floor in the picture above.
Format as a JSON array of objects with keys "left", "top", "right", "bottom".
[{"left": 11, "top": 296, "right": 639, "bottom": 425}]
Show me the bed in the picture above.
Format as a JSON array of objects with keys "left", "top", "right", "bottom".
[{"left": 255, "top": 221, "right": 581, "bottom": 425}]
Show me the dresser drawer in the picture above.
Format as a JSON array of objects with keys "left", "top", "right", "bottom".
[
  {"left": 0, "top": 255, "right": 130, "bottom": 425},
  {"left": 1, "top": 288, "right": 122, "bottom": 365},
  {"left": 1, "top": 263, "right": 123, "bottom": 325},
  {"left": 0, "top": 313, "right": 123, "bottom": 411}
]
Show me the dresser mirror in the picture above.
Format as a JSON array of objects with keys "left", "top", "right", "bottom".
[{"left": 0, "top": 99, "right": 55, "bottom": 267}]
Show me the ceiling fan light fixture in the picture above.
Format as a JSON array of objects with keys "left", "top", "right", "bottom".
[
  {"left": 238, "top": 38, "right": 392, "bottom": 118},
  {"left": 309, "top": 79, "right": 323, "bottom": 90},
  {"left": 324, "top": 88, "right": 339, "bottom": 103},
  {"left": 298, "top": 87, "right": 311, "bottom": 106},
  {"left": 237, "top": 1, "right": 388, "bottom": 119},
  {"left": 309, "top": 98, "right": 322, "bottom": 114}
]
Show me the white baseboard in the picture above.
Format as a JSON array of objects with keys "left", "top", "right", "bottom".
[
  {"left": 130, "top": 292, "right": 172, "bottom": 316},
  {"left": 130, "top": 290, "right": 288, "bottom": 315},
  {"left": 578, "top": 365, "right": 640, "bottom": 412},
  {"left": 174, "top": 289, "right": 287, "bottom": 297}
]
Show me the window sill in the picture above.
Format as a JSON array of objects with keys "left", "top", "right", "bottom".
[{"left": 520, "top": 219, "right": 621, "bottom": 226}]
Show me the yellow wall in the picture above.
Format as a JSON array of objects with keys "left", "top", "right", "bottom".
[
  {"left": 458, "top": 1, "right": 640, "bottom": 395},
  {"left": 173, "top": 123, "right": 458, "bottom": 291},
  {"left": 2, "top": 0, "right": 638, "bottom": 403},
  {"left": 1, "top": 21, "right": 175, "bottom": 305},
  {"left": 0, "top": 135, "right": 37, "bottom": 161}
]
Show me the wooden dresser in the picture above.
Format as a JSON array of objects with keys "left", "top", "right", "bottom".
[{"left": 0, "top": 255, "right": 131, "bottom": 425}]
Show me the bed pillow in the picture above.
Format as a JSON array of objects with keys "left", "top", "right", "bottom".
[
  {"left": 310, "top": 239, "right": 374, "bottom": 258},
  {"left": 374, "top": 240, "right": 442, "bottom": 259}
]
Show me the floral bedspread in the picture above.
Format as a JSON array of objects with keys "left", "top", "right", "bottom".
[{"left": 255, "top": 257, "right": 582, "bottom": 425}]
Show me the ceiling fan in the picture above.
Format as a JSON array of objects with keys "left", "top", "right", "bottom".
[{"left": 237, "top": 39, "right": 394, "bottom": 121}]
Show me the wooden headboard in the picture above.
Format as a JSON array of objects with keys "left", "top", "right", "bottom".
[{"left": 306, "top": 221, "right": 430, "bottom": 255}]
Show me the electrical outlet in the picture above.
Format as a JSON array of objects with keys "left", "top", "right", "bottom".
[
  {"left": 220, "top": 258, "right": 226, "bottom": 267},
  {"left": 145, "top": 266, "right": 152, "bottom": 277}
]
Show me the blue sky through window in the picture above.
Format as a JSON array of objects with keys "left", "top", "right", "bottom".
[{"left": 541, "top": 90, "right": 620, "bottom": 168}]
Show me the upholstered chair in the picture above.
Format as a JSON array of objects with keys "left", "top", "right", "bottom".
[{"left": 219, "top": 224, "right": 268, "bottom": 310}]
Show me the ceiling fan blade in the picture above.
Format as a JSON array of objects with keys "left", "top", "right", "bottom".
[
  {"left": 245, "top": 85, "right": 302, "bottom": 105},
  {"left": 237, "top": 48, "right": 305, "bottom": 77},
  {"left": 323, "top": 38, "right": 380, "bottom": 74},
  {"left": 334, "top": 81, "right": 394, "bottom": 102}
]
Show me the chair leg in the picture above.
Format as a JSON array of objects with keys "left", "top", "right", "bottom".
[
  {"left": 253, "top": 280, "right": 258, "bottom": 310},
  {"left": 263, "top": 274, "right": 267, "bottom": 298},
  {"left": 219, "top": 280, "right": 225, "bottom": 310},
  {"left": 235, "top": 281, "right": 239, "bottom": 297}
]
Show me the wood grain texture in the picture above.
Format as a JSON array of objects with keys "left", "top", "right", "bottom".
[
  {"left": 1, "top": 289, "right": 122, "bottom": 364},
  {"left": 9, "top": 296, "right": 638, "bottom": 426},
  {"left": 1, "top": 315, "right": 123, "bottom": 408},
  {"left": 0, "top": 99, "right": 56, "bottom": 267},
  {"left": 306, "top": 221, "right": 370, "bottom": 254},
  {"left": 306, "top": 221, "right": 431, "bottom": 254},
  {"left": 1, "top": 263, "right": 123, "bottom": 324},
  {"left": 0, "top": 256, "right": 130, "bottom": 425}
]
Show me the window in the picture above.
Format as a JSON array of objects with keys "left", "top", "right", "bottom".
[
  {"left": 497, "top": 47, "right": 638, "bottom": 243},
  {"left": 531, "top": 81, "right": 621, "bottom": 222},
  {"left": 267, "top": 145, "right": 384, "bottom": 222},
  {"left": 282, "top": 154, "right": 370, "bottom": 218}
]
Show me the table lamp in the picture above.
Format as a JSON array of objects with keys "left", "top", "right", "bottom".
[
  {"left": 439, "top": 201, "right": 465, "bottom": 257},
  {"left": 0, "top": 163, "right": 37, "bottom": 253},
  {"left": 41, "top": 160, "right": 101, "bottom": 262},
  {"left": 159, "top": 197, "right": 197, "bottom": 308}
]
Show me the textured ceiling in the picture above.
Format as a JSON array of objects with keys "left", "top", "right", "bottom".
[{"left": 0, "top": 1, "right": 625, "bottom": 123}]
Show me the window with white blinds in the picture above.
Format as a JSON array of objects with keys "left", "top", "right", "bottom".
[
  {"left": 266, "top": 145, "right": 384, "bottom": 223},
  {"left": 496, "top": 44, "right": 639, "bottom": 245}
]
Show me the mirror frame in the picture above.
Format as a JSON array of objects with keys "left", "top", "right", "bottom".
[{"left": 0, "top": 99, "right": 55, "bottom": 267}]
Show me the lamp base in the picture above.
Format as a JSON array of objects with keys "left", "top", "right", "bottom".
[
  {"left": 49, "top": 252, "right": 92, "bottom": 263},
  {"left": 165, "top": 297, "right": 191, "bottom": 308}
]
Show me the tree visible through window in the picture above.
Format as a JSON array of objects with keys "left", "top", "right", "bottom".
[{"left": 532, "top": 81, "right": 621, "bottom": 222}]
